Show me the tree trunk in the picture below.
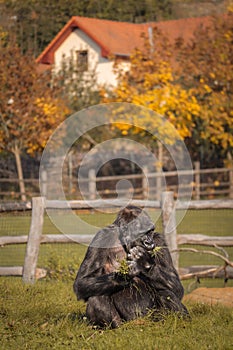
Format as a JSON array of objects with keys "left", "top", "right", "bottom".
[{"left": 13, "top": 145, "right": 26, "bottom": 201}]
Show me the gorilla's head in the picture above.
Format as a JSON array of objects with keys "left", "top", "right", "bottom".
[{"left": 114, "top": 206, "right": 155, "bottom": 249}]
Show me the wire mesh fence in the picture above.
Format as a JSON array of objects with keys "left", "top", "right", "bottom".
[{"left": 0, "top": 203, "right": 232, "bottom": 288}]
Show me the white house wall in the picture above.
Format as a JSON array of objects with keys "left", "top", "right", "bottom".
[{"left": 54, "top": 29, "right": 118, "bottom": 87}]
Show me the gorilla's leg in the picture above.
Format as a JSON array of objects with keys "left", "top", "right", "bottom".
[
  {"left": 112, "top": 279, "right": 154, "bottom": 321},
  {"left": 86, "top": 279, "right": 154, "bottom": 327},
  {"left": 86, "top": 295, "right": 122, "bottom": 328},
  {"left": 156, "top": 290, "right": 189, "bottom": 316}
]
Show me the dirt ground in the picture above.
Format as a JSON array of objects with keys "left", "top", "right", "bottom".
[{"left": 184, "top": 287, "right": 233, "bottom": 307}]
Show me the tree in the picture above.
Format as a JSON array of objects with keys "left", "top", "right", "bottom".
[
  {"left": 0, "top": 34, "right": 69, "bottom": 200},
  {"left": 56, "top": 53, "right": 101, "bottom": 113},
  {"left": 101, "top": 27, "right": 200, "bottom": 168},
  {"left": 176, "top": 11, "right": 233, "bottom": 166},
  {"left": 0, "top": 0, "right": 83, "bottom": 55},
  {"left": 0, "top": 0, "right": 173, "bottom": 56}
]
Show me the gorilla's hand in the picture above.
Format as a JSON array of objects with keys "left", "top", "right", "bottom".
[{"left": 127, "top": 246, "right": 153, "bottom": 276}]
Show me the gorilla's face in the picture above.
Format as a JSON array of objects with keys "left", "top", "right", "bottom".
[
  {"left": 139, "top": 230, "right": 155, "bottom": 250},
  {"left": 115, "top": 206, "right": 155, "bottom": 249},
  {"left": 125, "top": 229, "right": 155, "bottom": 254}
]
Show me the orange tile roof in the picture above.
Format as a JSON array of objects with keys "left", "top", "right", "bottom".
[{"left": 36, "top": 15, "right": 212, "bottom": 65}]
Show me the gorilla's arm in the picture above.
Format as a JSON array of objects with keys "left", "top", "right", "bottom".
[
  {"left": 127, "top": 232, "right": 184, "bottom": 299},
  {"left": 74, "top": 246, "right": 129, "bottom": 301},
  {"left": 126, "top": 232, "right": 187, "bottom": 313},
  {"left": 73, "top": 225, "right": 128, "bottom": 301}
]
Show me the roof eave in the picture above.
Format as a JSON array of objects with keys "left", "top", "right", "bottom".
[
  {"left": 36, "top": 16, "right": 116, "bottom": 64},
  {"left": 36, "top": 17, "right": 78, "bottom": 64},
  {"left": 73, "top": 17, "right": 112, "bottom": 58}
]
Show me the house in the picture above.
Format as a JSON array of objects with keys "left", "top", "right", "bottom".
[{"left": 36, "top": 16, "right": 210, "bottom": 88}]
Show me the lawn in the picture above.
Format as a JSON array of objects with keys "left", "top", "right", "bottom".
[
  {"left": 0, "top": 278, "right": 232, "bottom": 350},
  {"left": 0, "top": 209, "right": 233, "bottom": 349}
]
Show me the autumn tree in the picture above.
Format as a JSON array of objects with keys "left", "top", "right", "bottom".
[
  {"left": 101, "top": 27, "right": 200, "bottom": 168},
  {"left": 176, "top": 11, "right": 233, "bottom": 166},
  {"left": 0, "top": 33, "right": 69, "bottom": 200}
]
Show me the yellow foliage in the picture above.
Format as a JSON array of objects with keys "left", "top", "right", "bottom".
[
  {"left": 227, "top": 0, "right": 233, "bottom": 13},
  {"left": 103, "top": 57, "right": 200, "bottom": 142},
  {"left": 0, "top": 26, "right": 7, "bottom": 42},
  {"left": 203, "top": 85, "right": 212, "bottom": 93},
  {"left": 103, "top": 14, "right": 233, "bottom": 155},
  {"left": 25, "top": 97, "right": 70, "bottom": 154}
]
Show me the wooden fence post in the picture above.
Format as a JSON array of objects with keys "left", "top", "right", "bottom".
[
  {"left": 88, "top": 169, "right": 96, "bottom": 200},
  {"left": 194, "top": 161, "right": 200, "bottom": 200},
  {"left": 229, "top": 168, "right": 233, "bottom": 199},
  {"left": 142, "top": 166, "right": 148, "bottom": 199},
  {"left": 22, "top": 197, "right": 45, "bottom": 284},
  {"left": 68, "top": 152, "right": 73, "bottom": 196},
  {"left": 161, "top": 191, "right": 179, "bottom": 270},
  {"left": 155, "top": 167, "right": 162, "bottom": 201},
  {"left": 40, "top": 169, "right": 47, "bottom": 197}
]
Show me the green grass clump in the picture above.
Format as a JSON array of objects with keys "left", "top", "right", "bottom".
[
  {"left": 0, "top": 278, "right": 233, "bottom": 350},
  {"left": 117, "top": 258, "right": 130, "bottom": 276},
  {"left": 151, "top": 246, "right": 163, "bottom": 257}
]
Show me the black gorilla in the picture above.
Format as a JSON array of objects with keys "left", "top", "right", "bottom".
[{"left": 73, "top": 206, "right": 188, "bottom": 328}]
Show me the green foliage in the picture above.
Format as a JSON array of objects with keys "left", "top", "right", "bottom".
[
  {"left": 151, "top": 245, "right": 163, "bottom": 257},
  {"left": 43, "top": 249, "right": 80, "bottom": 282},
  {"left": 0, "top": 0, "right": 225, "bottom": 57},
  {"left": 56, "top": 54, "right": 101, "bottom": 112},
  {"left": 117, "top": 258, "right": 130, "bottom": 276},
  {"left": 1, "top": 0, "right": 85, "bottom": 56},
  {"left": 0, "top": 0, "right": 174, "bottom": 55}
]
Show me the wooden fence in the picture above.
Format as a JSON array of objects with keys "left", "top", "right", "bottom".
[
  {"left": 1, "top": 163, "right": 233, "bottom": 200},
  {"left": 82, "top": 163, "right": 233, "bottom": 201},
  {"left": 0, "top": 193, "right": 233, "bottom": 283}
]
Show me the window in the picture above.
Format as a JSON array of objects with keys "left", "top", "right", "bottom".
[{"left": 76, "top": 50, "right": 88, "bottom": 71}]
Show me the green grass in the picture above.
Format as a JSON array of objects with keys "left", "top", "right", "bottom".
[
  {"left": 0, "top": 278, "right": 233, "bottom": 350},
  {"left": 176, "top": 209, "right": 233, "bottom": 271},
  {"left": 1, "top": 208, "right": 232, "bottom": 236},
  {"left": 176, "top": 209, "right": 232, "bottom": 235}
]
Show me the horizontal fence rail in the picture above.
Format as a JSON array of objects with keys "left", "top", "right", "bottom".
[
  {"left": 2, "top": 198, "right": 233, "bottom": 212},
  {"left": 0, "top": 234, "right": 93, "bottom": 246},
  {"left": 45, "top": 199, "right": 161, "bottom": 210},
  {"left": 2, "top": 234, "right": 233, "bottom": 248}
]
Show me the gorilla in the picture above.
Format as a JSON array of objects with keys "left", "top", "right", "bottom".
[{"left": 73, "top": 206, "right": 188, "bottom": 328}]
